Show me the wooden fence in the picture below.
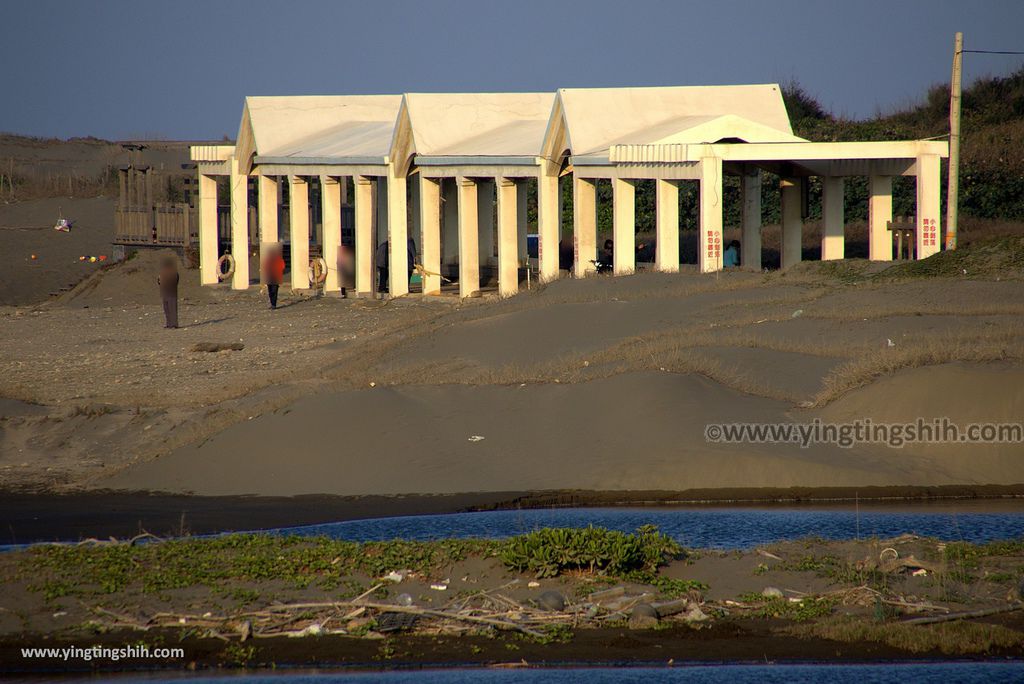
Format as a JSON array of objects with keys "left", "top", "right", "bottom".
[{"left": 115, "top": 203, "right": 194, "bottom": 246}]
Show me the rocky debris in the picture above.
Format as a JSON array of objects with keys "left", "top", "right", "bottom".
[{"left": 191, "top": 342, "right": 244, "bottom": 353}]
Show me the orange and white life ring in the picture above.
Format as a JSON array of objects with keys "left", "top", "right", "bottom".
[
  {"left": 309, "top": 257, "right": 327, "bottom": 285},
  {"left": 217, "top": 254, "right": 235, "bottom": 280}
]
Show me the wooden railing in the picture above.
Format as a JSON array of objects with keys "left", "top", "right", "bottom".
[
  {"left": 114, "top": 208, "right": 152, "bottom": 244},
  {"left": 115, "top": 204, "right": 195, "bottom": 246}
]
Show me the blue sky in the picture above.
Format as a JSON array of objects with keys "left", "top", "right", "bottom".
[{"left": 2, "top": 0, "right": 1022, "bottom": 140}]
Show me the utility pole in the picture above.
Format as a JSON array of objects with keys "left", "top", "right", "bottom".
[{"left": 946, "top": 31, "right": 963, "bottom": 250}]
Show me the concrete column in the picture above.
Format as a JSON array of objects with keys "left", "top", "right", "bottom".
[
  {"left": 477, "top": 179, "right": 495, "bottom": 268},
  {"left": 655, "top": 179, "right": 679, "bottom": 273},
  {"left": 198, "top": 173, "right": 218, "bottom": 285},
  {"left": 353, "top": 176, "right": 373, "bottom": 296},
  {"left": 740, "top": 169, "right": 762, "bottom": 270},
  {"left": 288, "top": 175, "right": 309, "bottom": 290},
  {"left": 258, "top": 175, "right": 278, "bottom": 244},
  {"left": 868, "top": 174, "right": 893, "bottom": 261},
  {"left": 612, "top": 177, "right": 636, "bottom": 275},
  {"left": 537, "top": 173, "right": 560, "bottom": 281},
  {"left": 229, "top": 157, "right": 249, "bottom": 290},
  {"left": 457, "top": 177, "right": 479, "bottom": 298},
  {"left": 419, "top": 175, "right": 442, "bottom": 295},
  {"left": 779, "top": 178, "right": 803, "bottom": 269},
  {"left": 821, "top": 176, "right": 845, "bottom": 261},
  {"left": 573, "top": 176, "right": 597, "bottom": 278},
  {"left": 698, "top": 156, "right": 723, "bottom": 273},
  {"left": 321, "top": 175, "right": 341, "bottom": 292},
  {"left": 516, "top": 180, "right": 528, "bottom": 264},
  {"left": 497, "top": 177, "right": 518, "bottom": 297},
  {"left": 387, "top": 170, "right": 409, "bottom": 297},
  {"left": 916, "top": 154, "right": 941, "bottom": 260},
  {"left": 257, "top": 175, "right": 277, "bottom": 285}
]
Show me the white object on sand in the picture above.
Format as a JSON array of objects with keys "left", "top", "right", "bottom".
[{"left": 468, "top": 435, "right": 485, "bottom": 442}]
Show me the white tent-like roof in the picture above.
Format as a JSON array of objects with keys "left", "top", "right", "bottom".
[
  {"left": 234, "top": 95, "right": 402, "bottom": 169},
  {"left": 396, "top": 92, "right": 555, "bottom": 161},
  {"left": 547, "top": 84, "right": 800, "bottom": 158}
]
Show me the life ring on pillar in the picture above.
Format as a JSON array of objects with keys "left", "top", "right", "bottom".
[
  {"left": 309, "top": 257, "right": 327, "bottom": 286},
  {"left": 217, "top": 254, "right": 235, "bottom": 280}
]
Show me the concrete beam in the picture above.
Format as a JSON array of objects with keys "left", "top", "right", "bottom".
[
  {"left": 698, "top": 156, "right": 723, "bottom": 273},
  {"left": 740, "top": 169, "right": 762, "bottom": 270},
  {"left": 573, "top": 176, "right": 597, "bottom": 278},
  {"left": 537, "top": 174, "right": 560, "bottom": 282},
  {"left": 457, "top": 177, "right": 479, "bottom": 298},
  {"left": 916, "top": 154, "right": 941, "bottom": 260},
  {"left": 497, "top": 177, "right": 518, "bottom": 297},
  {"left": 321, "top": 175, "right": 341, "bottom": 292},
  {"left": 612, "top": 178, "right": 636, "bottom": 275},
  {"left": 288, "top": 175, "right": 309, "bottom": 290},
  {"left": 387, "top": 170, "right": 409, "bottom": 297},
  {"left": 354, "top": 176, "right": 374, "bottom": 296},
  {"left": 821, "top": 176, "right": 845, "bottom": 261},
  {"left": 229, "top": 157, "right": 249, "bottom": 290},
  {"left": 655, "top": 179, "right": 679, "bottom": 273},
  {"left": 868, "top": 174, "right": 893, "bottom": 262},
  {"left": 418, "top": 175, "right": 442, "bottom": 295},
  {"left": 780, "top": 178, "right": 803, "bottom": 269},
  {"left": 198, "top": 173, "right": 218, "bottom": 285}
]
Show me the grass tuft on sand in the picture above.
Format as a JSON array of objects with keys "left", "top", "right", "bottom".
[{"left": 785, "top": 615, "right": 1024, "bottom": 654}]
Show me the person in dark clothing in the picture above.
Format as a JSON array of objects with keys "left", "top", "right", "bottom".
[
  {"left": 375, "top": 240, "right": 390, "bottom": 294},
  {"left": 262, "top": 245, "right": 285, "bottom": 309},
  {"left": 157, "top": 256, "right": 179, "bottom": 329}
]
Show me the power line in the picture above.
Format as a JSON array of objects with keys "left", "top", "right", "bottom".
[{"left": 963, "top": 49, "right": 1024, "bottom": 55}]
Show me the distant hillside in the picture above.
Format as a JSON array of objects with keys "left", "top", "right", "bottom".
[{"left": 783, "top": 67, "right": 1024, "bottom": 220}]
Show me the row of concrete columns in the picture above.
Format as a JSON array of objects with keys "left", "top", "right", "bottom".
[{"left": 199, "top": 153, "right": 943, "bottom": 293}]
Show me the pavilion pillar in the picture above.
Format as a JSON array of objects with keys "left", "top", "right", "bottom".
[
  {"left": 821, "top": 176, "right": 845, "bottom": 261},
  {"left": 698, "top": 156, "right": 723, "bottom": 273},
  {"left": 916, "top": 154, "right": 941, "bottom": 260},
  {"left": 457, "top": 177, "right": 480, "bottom": 297},
  {"left": 288, "top": 175, "right": 309, "bottom": 290},
  {"left": 740, "top": 168, "right": 762, "bottom": 270},
  {"left": 780, "top": 177, "right": 803, "bottom": 269},
  {"left": 573, "top": 176, "right": 597, "bottom": 278},
  {"left": 257, "top": 175, "right": 278, "bottom": 285},
  {"left": 612, "top": 178, "right": 636, "bottom": 275},
  {"left": 418, "top": 175, "right": 442, "bottom": 295},
  {"left": 229, "top": 156, "right": 249, "bottom": 290},
  {"left": 496, "top": 177, "right": 518, "bottom": 297},
  {"left": 655, "top": 179, "right": 679, "bottom": 273},
  {"left": 353, "top": 176, "right": 374, "bottom": 296},
  {"left": 198, "top": 173, "right": 218, "bottom": 285},
  {"left": 537, "top": 173, "right": 560, "bottom": 282},
  {"left": 868, "top": 174, "right": 893, "bottom": 261},
  {"left": 321, "top": 175, "right": 341, "bottom": 293},
  {"left": 387, "top": 170, "right": 408, "bottom": 297},
  {"left": 516, "top": 180, "right": 528, "bottom": 265}
]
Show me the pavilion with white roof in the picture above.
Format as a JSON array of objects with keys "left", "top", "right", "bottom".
[{"left": 191, "top": 84, "right": 948, "bottom": 297}]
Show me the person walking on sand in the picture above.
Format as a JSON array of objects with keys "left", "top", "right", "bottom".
[
  {"left": 157, "top": 256, "right": 179, "bottom": 329},
  {"left": 337, "top": 244, "right": 355, "bottom": 298},
  {"left": 263, "top": 245, "right": 285, "bottom": 309}
]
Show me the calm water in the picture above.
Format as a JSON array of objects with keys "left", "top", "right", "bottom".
[
  {"left": 80, "top": 663, "right": 1024, "bottom": 683},
  {"left": 267, "top": 504, "right": 1024, "bottom": 549}
]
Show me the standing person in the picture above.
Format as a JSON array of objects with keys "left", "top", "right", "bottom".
[
  {"left": 375, "top": 240, "right": 389, "bottom": 294},
  {"left": 337, "top": 244, "right": 355, "bottom": 298},
  {"left": 723, "top": 239, "right": 740, "bottom": 268},
  {"left": 263, "top": 244, "right": 285, "bottom": 309},
  {"left": 157, "top": 255, "right": 179, "bottom": 329}
]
